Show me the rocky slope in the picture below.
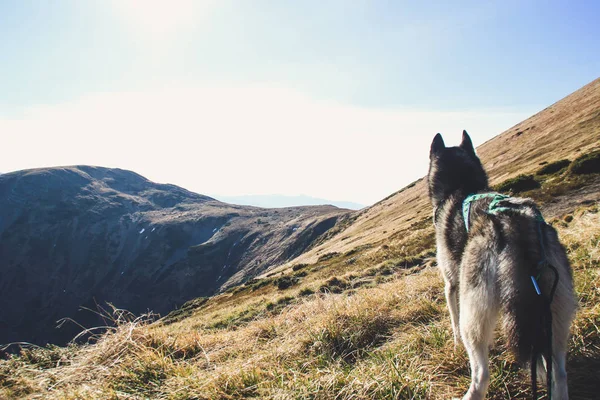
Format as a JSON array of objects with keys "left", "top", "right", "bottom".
[{"left": 0, "top": 166, "right": 350, "bottom": 346}]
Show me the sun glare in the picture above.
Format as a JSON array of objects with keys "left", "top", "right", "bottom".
[{"left": 113, "top": 0, "right": 214, "bottom": 37}]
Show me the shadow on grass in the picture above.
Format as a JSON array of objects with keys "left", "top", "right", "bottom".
[{"left": 567, "top": 354, "right": 600, "bottom": 399}]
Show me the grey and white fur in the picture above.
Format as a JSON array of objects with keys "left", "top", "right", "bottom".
[{"left": 428, "top": 131, "right": 577, "bottom": 400}]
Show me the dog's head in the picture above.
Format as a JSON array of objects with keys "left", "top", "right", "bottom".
[{"left": 428, "top": 130, "right": 488, "bottom": 206}]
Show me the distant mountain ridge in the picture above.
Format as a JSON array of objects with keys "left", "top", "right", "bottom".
[
  {"left": 215, "top": 194, "right": 365, "bottom": 210},
  {"left": 0, "top": 166, "right": 351, "bottom": 346}
]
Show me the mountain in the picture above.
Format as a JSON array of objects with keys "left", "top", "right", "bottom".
[
  {"left": 0, "top": 166, "right": 351, "bottom": 346},
  {"left": 214, "top": 194, "right": 365, "bottom": 210}
]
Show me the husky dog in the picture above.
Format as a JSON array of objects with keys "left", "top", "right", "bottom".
[{"left": 428, "top": 131, "right": 577, "bottom": 400}]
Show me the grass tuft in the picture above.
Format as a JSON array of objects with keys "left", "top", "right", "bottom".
[
  {"left": 536, "top": 159, "right": 571, "bottom": 175},
  {"left": 494, "top": 174, "right": 540, "bottom": 194},
  {"left": 570, "top": 149, "right": 600, "bottom": 175}
]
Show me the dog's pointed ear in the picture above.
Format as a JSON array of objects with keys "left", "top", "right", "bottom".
[
  {"left": 430, "top": 133, "right": 445, "bottom": 158},
  {"left": 460, "top": 130, "right": 475, "bottom": 154}
]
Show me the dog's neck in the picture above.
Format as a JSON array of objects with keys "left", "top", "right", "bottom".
[
  {"left": 429, "top": 176, "right": 489, "bottom": 213},
  {"left": 431, "top": 187, "right": 488, "bottom": 227}
]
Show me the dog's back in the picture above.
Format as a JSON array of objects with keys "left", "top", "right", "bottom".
[{"left": 463, "top": 196, "right": 576, "bottom": 367}]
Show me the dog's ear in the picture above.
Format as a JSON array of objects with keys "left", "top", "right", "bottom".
[
  {"left": 460, "top": 130, "right": 475, "bottom": 154},
  {"left": 430, "top": 133, "right": 445, "bottom": 158}
]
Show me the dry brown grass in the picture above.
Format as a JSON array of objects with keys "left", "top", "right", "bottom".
[{"left": 2, "top": 205, "right": 599, "bottom": 399}]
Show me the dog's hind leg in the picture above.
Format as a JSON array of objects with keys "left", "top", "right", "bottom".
[
  {"left": 552, "top": 350, "right": 568, "bottom": 400},
  {"left": 545, "top": 229, "right": 577, "bottom": 400},
  {"left": 459, "top": 286, "right": 498, "bottom": 400},
  {"left": 445, "top": 280, "right": 460, "bottom": 347},
  {"left": 537, "top": 316, "right": 569, "bottom": 400},
  {"left": 437, "top": 247, "right": 461, "bottom": 347},
  {"left": 459, "top": 248, "right": 499, "bottom": 400},
  {"left": 548, "top": 277, "right": 576, "bottom": 400}
]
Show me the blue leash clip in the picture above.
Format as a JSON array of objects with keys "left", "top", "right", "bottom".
[{"left": 531, "top": 276, "right": 541, "bottom": 295}]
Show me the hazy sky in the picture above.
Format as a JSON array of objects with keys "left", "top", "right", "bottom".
[{"left": 1, "top": 1, "right": 598, "bottom": 205}]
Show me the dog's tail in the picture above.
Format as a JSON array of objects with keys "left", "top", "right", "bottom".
[
  {"left": 501, "top": 219, "right": 547, "bottom": 367},
  {"left": 502, "top": 221, "right": 576, "bottom": 397}
]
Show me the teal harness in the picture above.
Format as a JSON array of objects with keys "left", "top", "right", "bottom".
[
  {"left": 462, "top": 192, "right": 544, "bottom": 232},
  {"left": 461, "top": 192, "right": 558, "bottom": 400}
]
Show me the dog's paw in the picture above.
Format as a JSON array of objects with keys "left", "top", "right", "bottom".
[{"left": 459, "top": 392, "right": 484, "bottom": 400}]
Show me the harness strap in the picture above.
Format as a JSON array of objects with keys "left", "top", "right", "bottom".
[{"left": 462, "top": 193, "right": 509, "bottom": 232}]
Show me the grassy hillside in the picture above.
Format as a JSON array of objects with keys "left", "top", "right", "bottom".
[
  {"left": 1, "top": 204, "right": 598, "bottom": 399},
  {"left": 1, "top": 78, "right": 600, "bottom": 399},
  {"left": 268, "top": 77, "right": 600, "bottom": 273}
]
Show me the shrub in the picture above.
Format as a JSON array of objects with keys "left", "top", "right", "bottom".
[
  {"left": 570, "top": 149, "right": 600, "bottom": 175},
  {"left": 248, "top": 278, "right": 272, "bottom": 292},
  {"left": 494, "top": 174, "right": 540, "bottom": 194},
  {"left": 292, "top": 263, "right": 309, "bottom": 271},
  {"left": 378, "top": 266, "right": 393, "bottom": 276},
  {"left": 536, "top": 159, "right": 571, "bottom": 175},
  {"left": 265, "top": 296, "right": 294, "bottom": 313},
  {"left": 299, "top": 287, "right": 315, "bottom": 297},
  {"left": 273, "top": 275, "right": 299, "bottom": 290},
  {"left": 317, "top": 252, "right": 340, "bottom": 262},
  {"left": 318, "top": 277, "right": 348, "bottom": 294}
]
